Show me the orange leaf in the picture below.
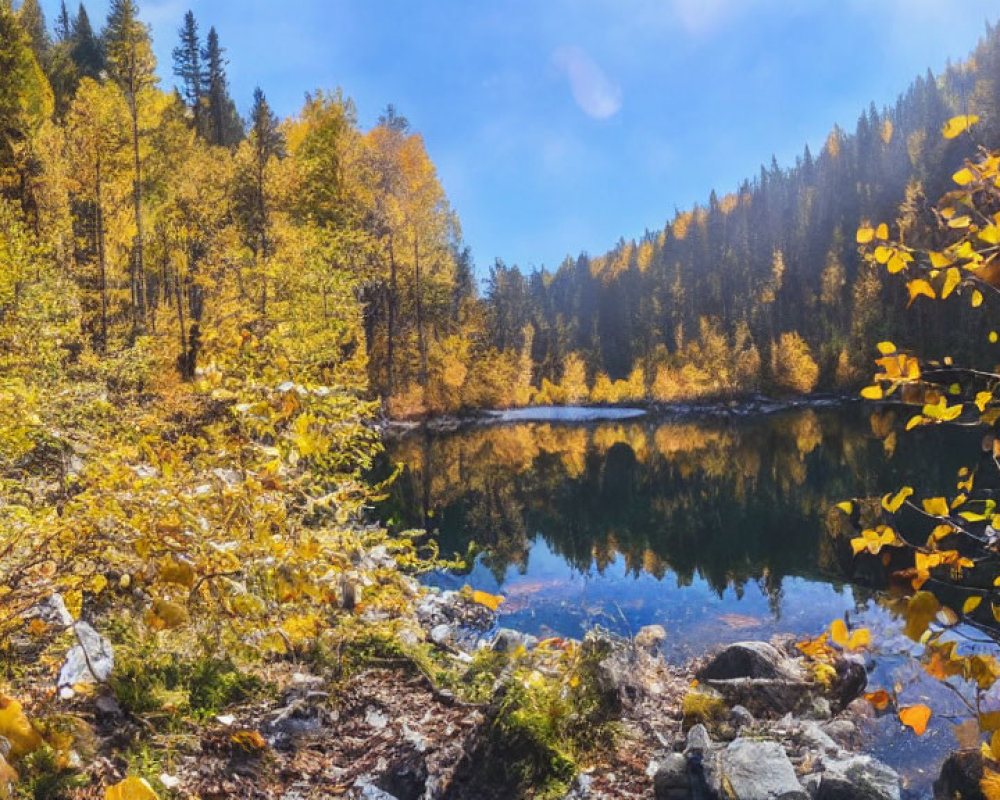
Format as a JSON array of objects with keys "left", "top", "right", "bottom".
[
  {"left": 471, "top": 590, "right": 505, "bottom": 611},
  {"left": 864, "top": 690, "right": 890, "bottom": 710},
  {"left": 899, "top": 704, "right": 932, "bottom": 736}
]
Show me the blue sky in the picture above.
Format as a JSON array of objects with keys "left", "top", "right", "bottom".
[{"left": 37, "top": 1, "right": 1000, "bottom": 273}]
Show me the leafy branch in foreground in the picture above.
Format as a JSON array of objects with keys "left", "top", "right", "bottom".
[{"left": 837, "top": 115, "right": 1000, "bottom": 790}]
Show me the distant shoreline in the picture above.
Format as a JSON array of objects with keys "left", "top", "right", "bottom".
[{"left": 380, "top": 392, "right": 861, "bottom": 436}]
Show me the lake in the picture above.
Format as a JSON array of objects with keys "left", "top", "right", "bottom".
[{"left": 376, "top": 405, "right": 991, "bottom": 795}]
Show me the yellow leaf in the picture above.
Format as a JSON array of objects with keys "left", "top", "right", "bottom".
[
  {"left": 0, "top": 697, "right": 43, "bottom": 759},
  {"left": 980, "top": 225, "right": 1000, "bottom": 245},
  {"left": 861, "top": 385, "right": 883, "bottom": 400},
  {"left": 849, "top": 628, "right": 871, "bottom": 650},
  {"left": 905, "top": 591, "right": 941, "bottom": 641},
  {"left": 907, "top": 279, "right": 935, "bottom": 307},
  {"left": 942, "top": 114, "right": 980, "bottom": 139},
  {"left": 899, "top": 704, "right": 932, "bottom": 736},
  {"left": 984, "top": 768, "right": 1000, "bottom": 800},
  {"left": 856, "top": 225, "right": 875, "bottom": 244},
  {"left": 876, "top": 341, "right": 896, "bottom": 355},
  {"left": 105, "top": 777, "right": 159, "bottom": 800},
  {"left": 977, "top": 391, "right": 994, "bottom": 412},
  {"left": 964, "top": 597, "right": 983, "bottom": 614},
  {"left": 953, "top": 167, "right": 977, "bottom": 185},
  {"left": 147, "top": 599, "right": 189, "bottom": 630},
  {"left": 929, "top": 251, "right": 952, "bottom": 268},
  {"left": 874, "top": 245, "right": 892, "bottom": 264},
  {"left": 471, "top": 590, "right": 505, "bottom": 611},
  {"left": 973, "top": 289, "right": 985, "bottom": 308},
  {"left": 942, "top": 268, "right": 961, "bottom": 299},
  {"left": 835, "top": 501, "right": 853, "bottom": 515},
  {"left": 875, "top": 223, "right": 889, "bottom": 240},
  {"left": 887, "top": 252, "right": 908, "bottom": 274},
  {"left": 922, "top": 497, "right": 950, "bottom": 516},
  {"left": 906, "top": 415, "right": 925, "bottom": 431},
  {"left": 991, "top": 332, "right": 999, "bottom": 344},
  {"left": 230, "top": 730, "right": 268, "bottom": 752},
  {"left": 948, "top": 215, "right": 972, "bottom": 229},
  {"left": 829, "top": 619, "right": 848, "bottom": 647},
  {"left": 882, "top": 487, "right": 913, "bottom": 514}
]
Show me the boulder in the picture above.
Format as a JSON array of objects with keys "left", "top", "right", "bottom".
[
  {"left": 654, "top": 753, "right": 690, "bottom": 800},
  {"left": 708, "top": 738, "right": 808, "bottom": 800},
  {"left": 635, "top": 624, "right": 667, "bottom": 653},
  {"left": 933, "top": 750, "right": 985, "bottom": 800},
  {"left": 699, "top": 642, "right": 806, "bottom": 683},
  {"left": 685, "top": 723, "right": 712, "bottom": 754},
  {"left": 697, "top": 641, "right": 812, "bottom": 715},
  {"left": 813, "top": 754, "right": 900, "bottom": 800}
]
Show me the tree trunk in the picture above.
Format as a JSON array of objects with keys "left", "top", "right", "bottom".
[
  {"left": 387, "top": 237, "right": 398, "bottom": 398},
  {"left": 95, "top": 153, "right": 108, "bottom": 352},
  {"left": 128, "top": 87, "right": 146, "bottom": 333},
  {"left": 414, "top": 233, "right": 428, "bottom": 389}
]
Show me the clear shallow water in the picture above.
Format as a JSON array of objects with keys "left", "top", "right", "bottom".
[{"left": 376, "top": 406, "right": 991, "bottom": 796}]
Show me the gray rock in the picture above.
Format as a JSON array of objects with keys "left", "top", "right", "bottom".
[
  {"left": 685, "top": 723, "right": 712, "bottom": 754},
  {"left": 635, "top": 624, "right": 667, "bottom": 653},
  {"left": 800, "top": 721, "right": 842, "bottom": 756},
  {"left": 710, "top": 739, "right": 808, "bottom": 800},
  {"left": 730, "top": 705, "right": 755, "bottom": 729},
  {"left": 491, "top": 628, "right": 529, "bottom": 653},
  {"left": 699, "top": 641, "right": 806, "bottom": 683},
  {"left": 654, "top": 753, "right": 690, "bottom": 800},
  {"left": 58, "top": 623, "right": 114, "bottom": 698},
  {"left": 806, "top": 697, "right": 832, "bottom": 720},
  {"left": 429, "top": 624, "right": 453, "bottom": 646},
  {"left": 581, "top": 631, "right": 644, "bottom": 710},
  {"left": 815, "top": 755, "right": 900, "bottom": 800},
  {"left": 820, "top": 719, "right": 858, "bottom": 749}
]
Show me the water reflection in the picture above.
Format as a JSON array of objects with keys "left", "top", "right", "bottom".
[{"left": 380, "top": 408, "right": 975, "bottom": 612}]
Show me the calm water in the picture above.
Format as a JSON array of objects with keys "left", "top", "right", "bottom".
[{"left": 377, "top": 405, "right": 995, "bottom": 795}]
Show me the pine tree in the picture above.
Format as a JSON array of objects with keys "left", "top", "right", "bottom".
[
  {"left": 56, "top": 1, "right": 70, "bottom": 42},
  {"left": 104, "top": 0, "right": 156, "bottom": 330},
  {"left": 202, "top": 26, "right": 242, "bottom": 146},
  {"left": 15, "top": 0, "right": 48, "bottom": 66},
  {"left": 70, "top": 4, "right": 103, "bottom": 79},
  {"left": 172, "top": 10, "right": 202, "bottom": 125}
]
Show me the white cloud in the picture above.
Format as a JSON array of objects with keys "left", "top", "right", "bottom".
[{"left": 552, "top": 45, "right": 623, "bottom": 120}]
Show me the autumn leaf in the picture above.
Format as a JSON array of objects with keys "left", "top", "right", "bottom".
[
  {"left": 941, "top": 114, "right": 980, "bottom": 139},
  {"left": 856, "top": 225, "right": 875, "bottom": 244},
  {"left": 882, "top": 487, "right": 913, "bottom": 513},
  {"left": 471, "top": 590, "right": 505, "bottom": 611},
  {"left": 964, "top": 597, "right": 983, "bottom": 614},
  {"left": 899, "top": 704, "right": 931, "bottom": 736},
  {"left": 864, "top": 690, "right": 890, "bottom": 710},
  {"left": 105, "top": 777, "right": 159, "bottom": 800},
  {"left": 0, "top": 697, "right": 43, "bottom": 759}
]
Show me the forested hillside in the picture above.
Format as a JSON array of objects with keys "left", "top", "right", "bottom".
[{"left": 408, "top": 22, "right": 1000, "bottom": 414}]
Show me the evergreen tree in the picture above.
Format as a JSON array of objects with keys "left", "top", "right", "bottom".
[
  {"left": 202, "top": 26, "right": 242, "bottom": 145},
  {"left": 172, "top": 10, "right": 202, "bottom": 125},
  {"left": 70, "top": 4, "right": 103, "bottom": 79},
  {"left": 15, "top": 0, "right": 48, "bottom": 66},
  {"left": 56, "top": 1, "right": 70, "bottom": 42}
]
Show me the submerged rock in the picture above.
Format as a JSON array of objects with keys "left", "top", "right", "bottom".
[{"left": 933, "top": 750, "right": 985, "bottom": 800}]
